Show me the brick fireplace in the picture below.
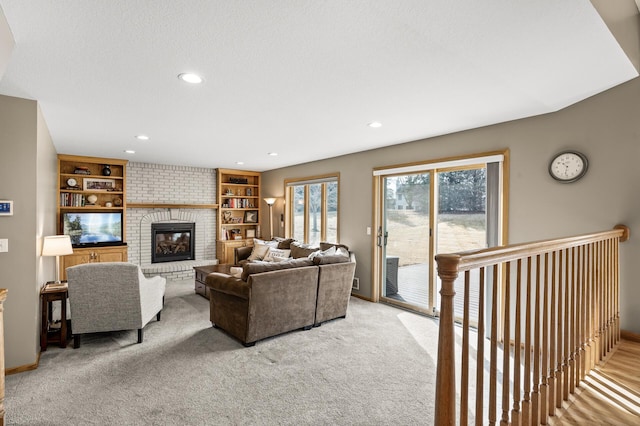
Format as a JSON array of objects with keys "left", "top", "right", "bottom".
[{"left": 126, "top": 162, "right": 218, "bottom": 280}]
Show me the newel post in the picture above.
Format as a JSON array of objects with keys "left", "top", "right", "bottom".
[{"left": 434, "top": 254, "right": 461, "bottom": 426}]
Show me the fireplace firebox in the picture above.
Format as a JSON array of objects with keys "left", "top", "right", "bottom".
[{"left": 151, "top": 222, "right": 195, "bottom": 263}]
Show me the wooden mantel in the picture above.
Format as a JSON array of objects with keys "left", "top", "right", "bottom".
[{"left": 127, "top": 203, "right": 219, "bottom": 209}]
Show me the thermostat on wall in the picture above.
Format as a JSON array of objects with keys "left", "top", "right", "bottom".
[{"left": 0, "top": 200, "right": 13, "bottom": 216}]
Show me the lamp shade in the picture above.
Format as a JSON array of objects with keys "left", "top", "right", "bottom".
[
  {"left": 42, "top": 235, "right": 74, "bottom": 256},
  {"left": 263, "top": 198, "right": 276, "bottom": 206}
]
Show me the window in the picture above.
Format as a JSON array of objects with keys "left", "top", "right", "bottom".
[{"left": 285, "top": 174, "right": 339, "bottom": 245}]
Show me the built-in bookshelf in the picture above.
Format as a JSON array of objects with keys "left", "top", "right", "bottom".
[{"left": 216, "top": 168, "right": 261, "bottom": 264}]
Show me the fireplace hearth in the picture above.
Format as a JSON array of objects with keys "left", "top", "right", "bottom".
[{"left": 151, "top": 222, "right": 195, "bottom": 263}]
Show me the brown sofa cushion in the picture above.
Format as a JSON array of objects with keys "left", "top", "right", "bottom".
[
  {"left": 290, "top": 241, "right": 321, "bottom": 259},
  {"left": 241, "top": 258, "right": 314, "bottom": 281},
  {"left": 312, "top": 254, "right": 351, "bottom": 265}
]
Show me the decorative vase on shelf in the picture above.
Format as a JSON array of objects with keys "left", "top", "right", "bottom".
[
  {"left": 86, "top": 194, "right": 98, "bottom": 205},
  {"left": 102, "top": 165, "right": 111, "bottom": 176}
]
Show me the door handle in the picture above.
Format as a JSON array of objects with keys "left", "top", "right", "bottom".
[{"left": 377, "top": 228, "right": 389, "bottom": 247}]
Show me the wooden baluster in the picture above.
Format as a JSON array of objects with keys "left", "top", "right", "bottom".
[
  {"left": 584, "top": 244, "right": 593, "bottom": 373},
  {"left": 608, "top": 239, "right": 615, "bottom": 352},
  {"left": 476, "top": 267, "right": 486, "bottom": 426},
  {"left": 501, "top": 262, "right": 511, "bottom": 426},
  {"left": 614, "top": 238, "right": 620, "bottom": 343},
  {"left": 569, "top": 247, "right": 579, "bottom": 394},
  {"left": 591, "top": 241, "right": 598, "bottom": 368},
  {"left": 563, "top": 248, "right": 571, "bottom": 401},
  {"left": 522, "top": 257, "right": 533, "bottom": 425},
  {"left": 532, "top": 255, "right": 541, "bottom": 425},
  {"left": 593, "top": 241, "right": 599, "bottom": 364},
  {"left": 489, "top": 264, "right": 499, "bottom": 426},
  {"left": 511, "top": 260, "right": 522, "bottom": 426},
  {"left": 556, "top": 250, "right": 564, "bottom": 409},
  {"left": 597, "top": 240, "right": 604, "bottom": 363},
  {"left": 434, "top": 254, "right": 460, "bottom": 426},
  {"left": 461, "top": 270, "right": 471, "bottom": 426},
  {"left": 540, "top": 253, "right": 549, "bottom": 424},
  {"left": 574, "top": 245, "right": 583, "bottom": 389},
  {"left": 548, "top": 251, "right": 557, "bottom": 417},
  {"left": 582, "top": 245, "right": 588, "bottom": 381},
  {"left": 603, "top": 239, "right": 609, "bottom": 357},
  {"left": 569, "top": 247, "right": 576, "bottom": 396},
  {"left": 602, "top": 241, "right": 611, "bottom": 359}
]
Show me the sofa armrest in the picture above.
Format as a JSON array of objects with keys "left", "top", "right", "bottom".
[
  {"left": 206, "top": 272, "right": 250, "bottom": 299},
  {"left": 235, "top": 246, "right": 253, "bottom": 264}
]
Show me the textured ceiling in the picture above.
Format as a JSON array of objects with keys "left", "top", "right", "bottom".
[{"left": 0, "top": 1, "right": 637, "bottom": 171}]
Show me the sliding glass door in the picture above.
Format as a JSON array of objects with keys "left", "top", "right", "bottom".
[
  {"left": 380, "top": 173, "right": 432, "bottom": 312},
  {"left": 375, "top": 152, "right": 505, "bottom": 317}
]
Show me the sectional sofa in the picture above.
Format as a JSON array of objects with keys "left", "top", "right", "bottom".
[{"left": 205, "top": 240, "right": 356, "bottom": 346}]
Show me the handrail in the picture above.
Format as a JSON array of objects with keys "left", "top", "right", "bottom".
[
  {"left": 434, "top": 225, "right": 629, "bottom": 425},
  {"left": 436, "top": 224, "right": 629, "bottom": 273}
]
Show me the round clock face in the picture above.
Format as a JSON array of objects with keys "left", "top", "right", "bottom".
[
  {"left": 66, "top": 178, "right": 78, "bottom": 187},
  {"left": 549, "top": 151, "right": 588, "bottom": 183}
]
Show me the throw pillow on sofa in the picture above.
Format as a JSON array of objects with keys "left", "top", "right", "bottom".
[
  {"left": 290, "top": 241, "right": 321, "bottom": 258},
  {"left": 247, "top": 238, "right": 278, "bottom": 261},
  {"left": 272, "top": 237, "right": 296, "bottom": 249},
  {"left": 308, "top": 245, "right": 336, "bottom": 259},
  {"left": 309, "top": 245, "right": 351, "bottom": 265},
  {"left": 320, "top": 241, "right": 350, "bottom": 252},
  {"left": 263, "top": 247, "right": 291, "bottom": 262}
]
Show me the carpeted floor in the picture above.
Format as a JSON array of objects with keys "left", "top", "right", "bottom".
[{"left": 5, "top": 279, "right": 439, "bottom": 425}]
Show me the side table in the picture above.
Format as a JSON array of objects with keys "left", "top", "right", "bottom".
[{"left": 40, "top": 283, "right": 69, "bottom": 351}]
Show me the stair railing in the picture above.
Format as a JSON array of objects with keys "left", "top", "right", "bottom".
[{"left": 434, "top": 225, "right": 629, "bottom": 425}]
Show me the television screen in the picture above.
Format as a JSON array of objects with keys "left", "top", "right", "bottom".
[{"left": 62, "top": 212, "right": 123, "bottom": 247}]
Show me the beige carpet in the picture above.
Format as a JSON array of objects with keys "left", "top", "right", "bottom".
[{"left": 5, "top": 279, "right": 438, "bottom": 425}]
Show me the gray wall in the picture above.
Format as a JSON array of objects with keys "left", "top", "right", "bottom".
[
  {"left": 0, "top": 94, "right": 57, "bottom": 369},
  {"left": 262, "top": 7, "right": 640, "bottom": 333}
]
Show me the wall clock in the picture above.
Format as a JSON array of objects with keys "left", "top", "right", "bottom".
[{"left": 548, "top": 151, "right": 588, "bottom": 183}]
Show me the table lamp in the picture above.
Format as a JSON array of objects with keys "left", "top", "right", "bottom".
[
  {"left": 263, "top": 198, "right": 276, "bottom": 240},
  {"left": 42, "top": 235, "right": 74, "bottom": 283}
]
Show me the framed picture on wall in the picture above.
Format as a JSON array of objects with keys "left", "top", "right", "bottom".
[
  {"left": 83, "top": 177, "right": 116, "bottom": 191},
  {"left": 243, "top": 210, "right": 258, "bottom": 223}
]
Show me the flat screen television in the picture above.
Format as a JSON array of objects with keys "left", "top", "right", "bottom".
[{"left": 62, "top": 212, "right": 124, "bottom": 247}]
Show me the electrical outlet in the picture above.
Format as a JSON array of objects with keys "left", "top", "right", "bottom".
[
  {"left": 0, "top": 239, "right": 8, "bottom": 252},
  {"left": 352, "top": 277, "right": 359, "bottom": 290}
]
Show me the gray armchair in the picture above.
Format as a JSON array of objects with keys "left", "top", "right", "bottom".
[{"left": 66, "top": 262, "right": 166, "bottom": 348}]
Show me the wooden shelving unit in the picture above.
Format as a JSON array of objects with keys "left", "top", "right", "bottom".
[
  {"left": 57, "top": 154, "right": 128, "bottom": 277},
  {"left": 216, "top": 168, "right": 261, "bottom": 264}
]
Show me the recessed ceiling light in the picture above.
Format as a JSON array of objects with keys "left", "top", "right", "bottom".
[
  {"left": 178, "top": 73, "right": 203, "bottom": 84},
  {"left": 268, "top": 152, "right": 278, "bottom": 156},
  {"left": 368, "top": 121, "right": 382, "bottom": 128},
  {"left": 124, "top": 150, "right": 136, "bottom": 154},
  {"left": 136, "top": 135, "right": 149, "bottom": 140},
  {"left": 236, "top": 161, "right": 244, "bottom": 165}
]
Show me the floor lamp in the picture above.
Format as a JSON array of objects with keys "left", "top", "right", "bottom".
[
  {"left": 42, "top": 235, "right": 74, "bottom": 283},
  {"left": 263, "top": 198, "right": 276, "bottom": 240}
]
